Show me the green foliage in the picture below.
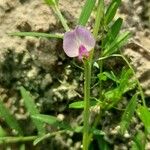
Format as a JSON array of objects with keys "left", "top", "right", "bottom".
[
  {"left": 0, "top": 126, "right": 7, "bottom": 137},
  {"left": 33, "top": 131, "right": 64, "bottom": 145},
  {"left": 98, "top": 71, "right": 119, "bottom": 83},
  {"left": 105, "top": 0, "right": 121, "bottom": 25},
  {"left": 93, "top": 0, "right": 104, "bottom": 37},
  {"left": 119, "top": 93, "right": 137, "bottom": 134},
  {"left": 19, "top": 144, "right": 26, "bottom": 150},
  {"left": 20, "top": 87, "right": 45, "bottom": 135},
  {"left": 95, "top": 135, "right": 110, "bottom": 150},
  {"left": 44, "top": 0, "right": 59, "bottom": 6},
  {"left": 137, "top": 106, "right": 150, "bottom": 133},
  {"left": 103, "top": 31, "right": 131, "bottom": 56},
  {"left": 69, "top": 100, "right": 97, "bottom": 109},
  {"left": 131, "top": 131, "right": 146, "bottom": 150},
  {"left": 118, "top": 68, "right": 136, "bottom": 93},
  {"left": 9, "top": 32, "right": 63, "bottom": 39},
  {"left": 104, "top": 68, "right": 136, "bottom": 109},
  {"left": 32, "top": 114, "right": 72, "bottom": 130},
  {"left": 0, "top": 100, "right": 23, "bottom": 135},
  {"left": 69, "top": 101, "right": 85, "bottom": 109},
  {"left": 103, "top": 18, "right": 123, "bottom": 47},
  {"left": 78, "top": 0, "right": 96, "bottom": 26}
]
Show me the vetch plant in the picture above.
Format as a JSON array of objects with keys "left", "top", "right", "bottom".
[
  {"left": 63, "top": 26, "right": 95, "bottom": 149},
  {"left": 1, "top": 0, "right": 148, "bottom": 149}
]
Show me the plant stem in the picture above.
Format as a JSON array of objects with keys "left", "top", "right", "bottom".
[
  {"left": 33, "top": 130, "right": 66, "bottom": 145},
  {"left": 0, "top": 136, "right": 37, "bottom": 144},
  {"left": 83, "top": 60, "right": 91, "bottom": 150},
  {"left": 54, "top": 5, "right": 70, "bottom": 32},
  {"left": 8, "top": 32, "right": 63, "bottom": 39},
  {"left": 87, "top": 0, "right": 104, "bottom": 146},
  {"left": 98, "top": 0, "right": 104, "bottom": 99}
]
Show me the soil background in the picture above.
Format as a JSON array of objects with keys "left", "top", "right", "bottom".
[{"left": 0, "top": 0, "right": 150, "bottom": 150}]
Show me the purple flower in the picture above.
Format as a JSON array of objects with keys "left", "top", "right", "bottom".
[{"left": 63, "top": 26, "right": 95, "bottom": 60}]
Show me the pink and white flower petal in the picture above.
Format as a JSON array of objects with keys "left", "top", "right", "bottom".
[
  {"left": 63, "top": 31, "right": 79, "bottom": 57},
  {"left": 75, "top": 26, "right": 95, "bottom": 51}
]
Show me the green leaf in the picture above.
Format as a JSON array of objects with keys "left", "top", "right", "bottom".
[
  {"left": 98, "top": 73, "right": 107, "bottom": 81},
  {"left": 93, "top": 0, "right": 104, "bottom": 37},
  {"left": 32, "top": 114, "right": 72, "bottom": 130},
  {"left": 103, "top": 18, "right": 123, "bottom": 47},
  {"left": 44, "top": 0, "right": 59, "bottom": 6},
  {"left": 78, "top": 0, "right": 96, "bottom": 26},
  {"left": 0, "top": 100, "right": 23, "bottom": 135},
  {"left": 33, "top": 130, "right": 65, "bottom": 145},
  {"left": 92, "top": 129, "right": 105, "bottom": 136},
  {"left": 96, "top": 135, "right": 110, "bottom": 150},
  {"left": 119, "top": 68, "right": 135, "bottom": 93},
  {"left": 104, "top": 88, "right": 121, "bottom": 102},
  {"left": 103, "top": 31, "right": 131, "bottom": 56},
  {"left": 20, "top": 87, "right": 45, "bottom": 135},
  {"left": 137, "top": 106, "right": 150, "bottom": 133},
  {"left": 69, "top": 100, "right": 97, "bottom": 109},
  {"left": 105, "top": 0, "right": 121, "bottom": 25},
  {"left": 104, "top": 68, "right": 136, "bottom": 109},
  {"left": 0, "top": 126, "right": 7, "bottom": 137},
  {"left": 98, "top": 71, "right": 119, "bottom": 83},
  {"left": 131, "top": 131, "right": 146, "bottom": 150},
  {"left": 69, "top": 101, "right": 84, "bottom": 109},
  {"left": 119, "top": 93, "right": 137, "bottom": 134},
  {"left": 19, "top": 144, "right": 25, "bottom": 150},
  {"left": 9, "top": 32, "right": 63, "bottom": 39}
]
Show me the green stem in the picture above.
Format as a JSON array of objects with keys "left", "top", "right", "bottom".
[
  {"left": 86, "top": 0, "right": 104, "bottom": 146},
  {"left": 54, "top": 5, "right": 70, "bottom": 32},
  {"left": 33, "top": 130, "right": 66, "bottom": 145},
  {"left": 0, "top": 136, "right": 37, "bottom": 144},
  {"left": 83, "top": 60, "right": 91, "bottom": 150},
  {"left": 8, "top": 32, "right": 63, "bottom": 39}
]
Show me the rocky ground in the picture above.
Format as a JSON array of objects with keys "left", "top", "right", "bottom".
[{"left": 0, "top": 0, "right": 149, "bottom": 149}]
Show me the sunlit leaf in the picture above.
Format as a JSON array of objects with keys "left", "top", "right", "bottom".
[
  {"left": 44, "top": 0, "right": 59, "bottom": 6},
  {"left": 0, "top": 126, "right": 7, "bottom": 137},
  {"left": 69, "top": 101, "right": 84, "bottom": 109},
  {"left": 98, "top": 73, "right": 107, "bottom": 81},
  {"left": 105, "top": 0, "right": 121, "bottom": 25},
  {"left": 69, "top": 100, "right": 97, "bottom": 109},
  {"left": 78, "top": 0, "right": 96, "bottom": 26},
  {"left": 137, "top": 106, "right": 150, "bottom": 133}
]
